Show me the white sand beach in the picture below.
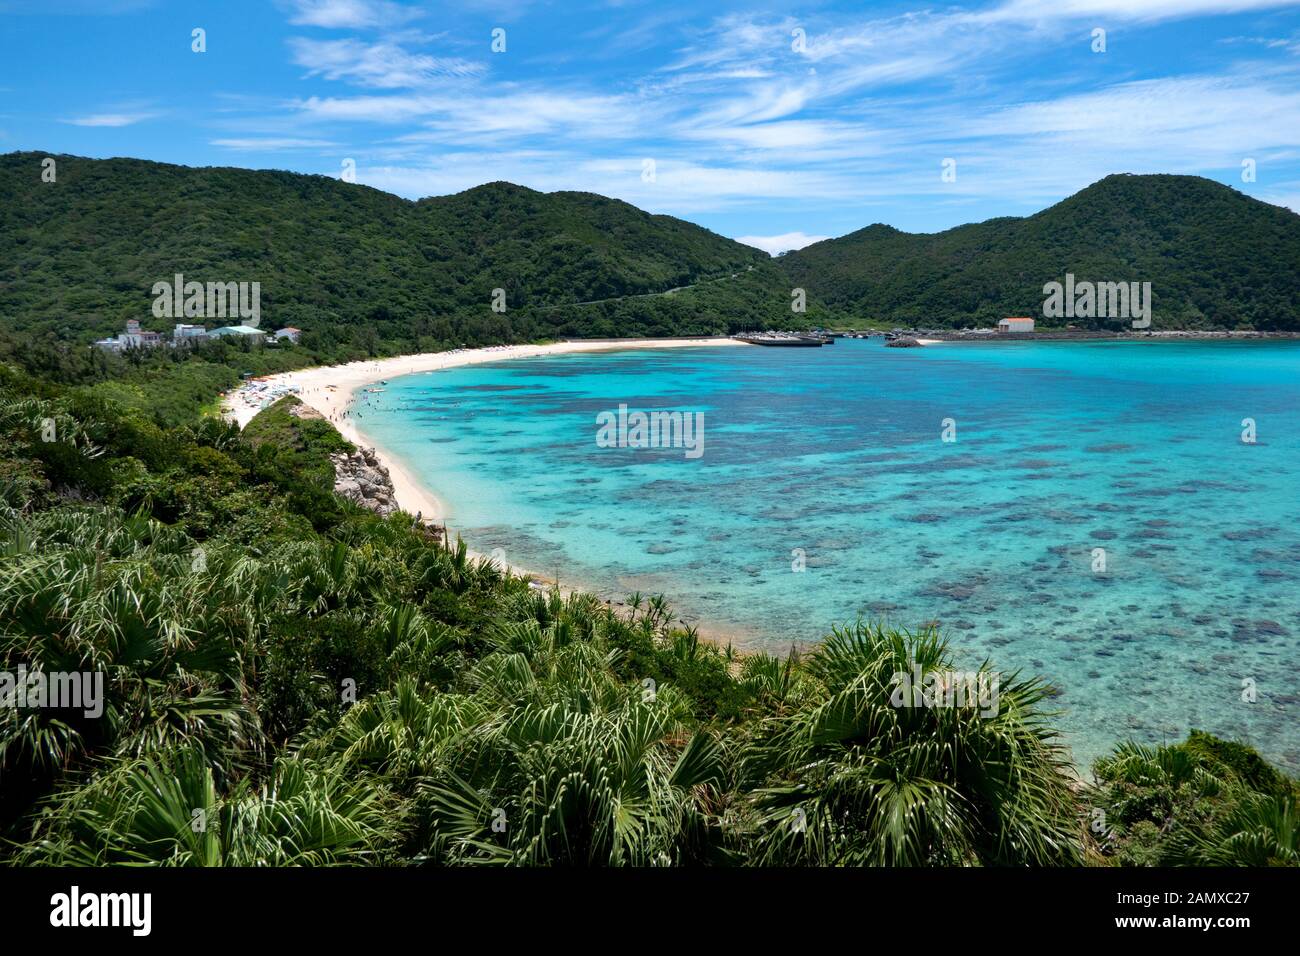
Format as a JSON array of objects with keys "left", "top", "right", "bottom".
[{"left": 222, "top": 338, "right": 743, "bottom": 526}]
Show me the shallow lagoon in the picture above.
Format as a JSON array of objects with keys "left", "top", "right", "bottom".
[{"left": 356, "top": 339, "right": 1300, "bottom": 771}]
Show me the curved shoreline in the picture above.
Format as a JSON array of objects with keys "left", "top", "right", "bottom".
[
  {"left": 222, "top": 337, "right": 745, "bottom": 578},
  {"left": 223, "top": 337, "right": 1133, "bottom": 770}
]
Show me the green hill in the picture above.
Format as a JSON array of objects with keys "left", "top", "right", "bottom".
[
  {"left": 778, "top": 174, "right": 1300, "bottom": 330},
  {"left": 5, "top": 158, "right": 1295, "bottom": 344},
  {"left": 0, "top": 152, "right": 818, "bottom": 349}
]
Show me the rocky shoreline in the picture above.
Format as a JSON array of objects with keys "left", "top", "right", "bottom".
[{"left": 329, "top": 445, "right": 399, "bottom": 517}]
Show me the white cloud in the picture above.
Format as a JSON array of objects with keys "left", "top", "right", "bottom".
[
  {"left": 255, "top": 0, "right": 1300, "bottom": 231},
  {"left": 988, "top": 0, "right": 1300, "bottom": 23},
  {"left": 972, "top": 73, "right": 1300, "bottom": 156},
  {"left": 1257, "top": 188, "right": 1300, "bottom": 213},
  {"left": 351, "top": 152, "right": 857, "bottom": 214},
  {"left": 299, "top": 90, "right": 648, "bottom": 140},
  {"left": 289, "top": 37, "right": 483, "bottom": 87},
  {"left": 283, "top": 0, "right": 421, "bottom": 30},
  {"left": 679, "top": 119, "right": 869, "bottom": 152},
  {"left": 693, "top": 83, "right": 812, "bottom": 126},
  {"left": 295, "top": 93, "right": 443, "bottom": 122},
  {"left": 735, "top": 231, "right": 830, "bottom": 255},
  {"left": 664, "top": 11, "right": 997, "bottom": 103},
  {"left": 63, "top": 111, "right": 157, "bottom": 127}
]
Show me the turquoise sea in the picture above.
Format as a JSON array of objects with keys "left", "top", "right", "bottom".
[{"left": 354, "top": 339, "right": 1300, "bottom": 771}]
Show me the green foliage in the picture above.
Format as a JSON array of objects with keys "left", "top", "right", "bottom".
[
  {"left": 242, "top": 396, "right": 353, "bottom": 524},
  {"left": 17, "top": 746, "right": 400, "bottom": 866},
  {"left": 82, "top": 360, "right": 240, "bottom": 428},
  {"left": 0, "top": 152, "right": 833, "bottom": 357},
  {"left": 0, "top": 353, "right": 1292, "bottom": 868},
  {"left": 739, "top": 622, "right": 1083, "bottom": 866},
  {"left": 1089, "top": 732, "right": 1299, "bottom": 866},
  {"left": 780, "top": 174, "right": 1300, "bottom": 329},
  {"left": 1182, "top": 729, "right": 1296, "bottom": 797}
]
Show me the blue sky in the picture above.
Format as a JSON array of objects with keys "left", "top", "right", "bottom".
[{"left": 3, "top": 0, "right": 1300, "bottom": 253}]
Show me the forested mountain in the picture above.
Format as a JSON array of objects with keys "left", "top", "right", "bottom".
[
  {"left": 5, "top": 157, "right": 1296, "bottom": 346},
  {"left": 0, "top": 152, "right": 815, "bottom": 351},
  {"left": 778, "top": 174, "right": 1300, "bottom": 330}
]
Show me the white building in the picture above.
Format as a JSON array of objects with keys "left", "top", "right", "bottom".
[
  {"left": 209, "top": 325, "right": 266, "bottom": 343},
  {"left": 120, "top": 319, "right": 163, "bottom": 348},
  {"left": 96, "top": 319, "right": 164, "bottom": 351},
  {"left": 273, "top": 327, "right": 301, "bottom": 344},
  {"left": 173, "top": 323, "right": 208, "bottom": 345},
  {"left": 997, "top": 317, "right": 1035, "bottom": 333}
]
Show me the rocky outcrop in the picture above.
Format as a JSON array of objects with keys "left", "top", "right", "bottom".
[
  {"left": 329, "top": 446, "right": 398, "bottom": 516},
  {"left": 886, "top": 336, "right": 923, "bottom": 348},
  {"left": 289, "top": 402, "right": 325, "bottom": 421}
]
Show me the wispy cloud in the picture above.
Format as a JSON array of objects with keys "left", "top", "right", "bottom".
[
  {"left": 282, "top": 0, "right": 422, "bottom": 30},
  {"left": 284, "top": 33, "right": 1300, "bottom": 219},
  {"left": 353, "top": 153, "right": 859, "bottom": 213},
  {"left": 26, "top": 0, "right": 1300, "bottom": 232},
  {"left": 63, "top": 110, "right": 158, "bottom": 127},
  {"left": 299, "top": 89, "right": 645, "bottom": 139},
  {"left": 289, "top": 37, "right": 484, "bottom": 87},
  {"left": 987, "top": 0, "right": 1300, "bottom": 23}
]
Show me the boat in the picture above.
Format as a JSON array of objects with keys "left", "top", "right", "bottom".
[{"left": 733, "top": 333, "right": 826, "bottom": 347}]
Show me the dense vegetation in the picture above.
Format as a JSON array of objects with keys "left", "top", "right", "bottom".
[
  {"left": 1088, "top": 731, "right": 1298, "bottom": 866},
  {"left": 780, "top": 174, "right": 1300, "bottom": 330},
  {"left": 0, "top": 153, "right": 1294, "bottom": 866},
  {"left": 0, "top": 366, "right": 1293, "bottom": 866},
  {"left": 8, "top": 155, "right": 1295, "bottom": 348},
  {"left": 0, "top": 151, "right": 830, "bottom": 355}
]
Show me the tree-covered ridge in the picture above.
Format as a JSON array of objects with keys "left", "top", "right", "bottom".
[
  {"left": 7, "top": 155, "right": 1292, "bottom": 344},
  {"left": 0, "top": 368, "right": 1293, "bottom": 867},
  {"left": 0, "top": 152, "right": 821, "bottom": 352},
  {"left": 778, "top": 174, "right": 1300, "bottom": 330}
]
